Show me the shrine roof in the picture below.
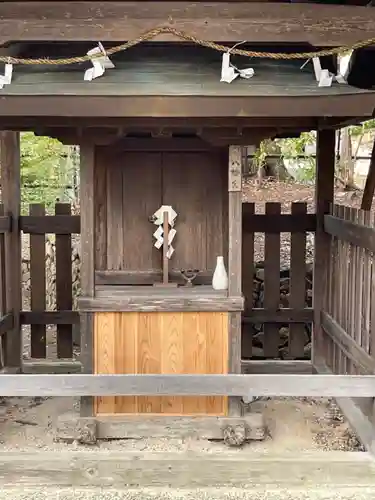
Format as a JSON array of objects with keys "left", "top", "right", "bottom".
[{"left": 0, "top": 47, "right": 374, "bottom": 120}]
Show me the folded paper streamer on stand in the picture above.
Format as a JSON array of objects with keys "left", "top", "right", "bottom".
[
  {"left": 151, "top": 205, "right": 178, "bottom": 259},
  {"left": 0, "top": 63, "right": 13, "bottom": 90},
  {"left": 84, "top": 42, "right": 115, "bottom": 81},
  {"left": 220, "top": 52, "right": 254, "bottom": 83},
  {"left": 301, "top": 51, "right": 353, "bottom": 88}
]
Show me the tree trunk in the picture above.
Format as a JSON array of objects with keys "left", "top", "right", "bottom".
[
  {"left": 262, "top": 140, "right": 293, "bottom": 181},
  {"left": 339, "top": 127, "right": 356, "bottom": 189}
]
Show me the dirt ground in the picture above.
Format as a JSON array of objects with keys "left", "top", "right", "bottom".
[{"left": 0, "top": 396, "right": 364, "bottom": 453}]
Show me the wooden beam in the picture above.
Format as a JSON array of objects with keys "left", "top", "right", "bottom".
[
  {"left": 1, "top": 373, "right": 375, "bottom": 397},
  {"left": 228, "top": 145, "right": 242, "bottom": 417},
  {"left": 243, "top": 211, "right": 316, "bottom": 233},
  {"left": 0, "top": 117, "right": 320, "bottom": 130},
  {"left": 324, "top": 214, "right": 375, "bottom": 252},
  {"left": 56, "top": 414, "right": 265, "bottom": 443},
  {"left": 241, "top": 360, "right": 312, "bottom": 374},
  {"left": 20, "top": 215, "right": 80, "bottom": 234},
  {"left": 0, "top": 2, "right": 374, "bottom": 46},
  {"left": 0, "top": 131, "right": 21, "bottom": 370},
  {"left": 313, "top": 129, "right": 335, "bottom": 363},
  {"left": 0, "top": 216, "right": 11, "bottom": 233},
  {"left": 0, "top": 313, "right": 13, "bottom": 337},
  {"left": 78, "top": 295, "right": 244, "bottom": 313},
  {"left": 21, "top": 311, "right": 79, "bottom": 325},
  {"left": 95, "top": 270, "right": 213, "bottom": 286},
  {"left": 0, "top": 450, "right": 374, "bottom": 489},
  {"left": 22, "top": 359, "right": 82, "bottom": 374},
  {"left": 243, "top": 308, "right": 313, "bottom": 324},
  {"left": 0, "top": 95, "right": 374, "bottom": 120},
  {"left": 79, "top": 143, "right": 95, "bottom": 417},
  {"left": 361, "top": 138, "right": 375, "bottom": 211},
  {"left": 46, "top": 133, "right": 217, "bottom": 149}
]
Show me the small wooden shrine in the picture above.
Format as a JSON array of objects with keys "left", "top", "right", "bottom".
[
  {"left": 81, "top": 133, "right": 243, "bottom": 417},
  {"left": 0, "top": 0, "right": 375, "bottom": 439}
]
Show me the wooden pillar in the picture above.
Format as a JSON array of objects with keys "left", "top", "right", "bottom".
[
  {"left": 228, "top": 145, "right": 242, "bottom": 416},
  {"left": 361, "top": 138, "right": 375, "bottom": 211},
  {"left": 79, "top": 143, "right": 95, "bottom": 417},
  {"left": 313, "top": 129, "right": 335, "bottom": 365},
  {"left": 0, "top": 131, "right": 21, "bottom": 371}
]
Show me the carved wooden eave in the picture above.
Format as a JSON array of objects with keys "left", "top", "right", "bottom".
[
  {"left": 32, "top": 127, "right": 281, "bottom": 147},
  {"left": 0, "top": 2, "right": 374, "bottom": 47},
  {"left": 28, "top": 116, "right": 372, "bottom": 145}
]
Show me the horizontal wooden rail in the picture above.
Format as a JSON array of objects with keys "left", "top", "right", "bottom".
[
  {"left": 95, "top": 270, "right": 212, "bottom": 286},
  {"left": 22, "top": 359, "right": 82, "bottom": 374},
  {"left": 321, "top": 312, "right": 375, "bottom": 374},
  {"left": 0, "top": 313, "right": 14, "bottom": 336},
  {"left": 241, "top": 360, "right": 312, "bottom": 374},
  {"left": 324, "top": 214, "right": 375, "bottom": 252},
  {"left": 20, "top": 215, "right": 80, "bottom": 234},
  {"left": 18, "top": 213, "right": 317, "bottom": 236},
  {"left": 78, "top": 295, "right": 244, "bottom": 313},
  {"left": 20, "top": 360, "right": 312, "bottom": 375},
  {"left": 1, "top": 374, "right": 375, "bottom": 397},
  {"left": 19, "top": 310, "right": 310, "bottom": 326},
  {"left": 243, "top": 308, "right": 313, "bottom": 324},
  {"left": 21, "top": 311, "right": 79, "bottom": 325},
  {"left": 0, "top": 215, "right": 11, "bottom": 233},
  {"left": 242, "top": 212, "right": 316, "bottom": 233}
]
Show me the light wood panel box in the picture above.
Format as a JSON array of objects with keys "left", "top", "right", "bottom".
[{"left": 94, "top": 311, "right": 228, "bottom": 416}]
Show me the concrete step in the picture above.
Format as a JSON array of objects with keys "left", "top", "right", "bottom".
[{"left": 0, "top": 450, "right": 374, "bottom": 497}]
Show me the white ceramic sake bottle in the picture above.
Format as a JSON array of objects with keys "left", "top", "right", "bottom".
[{"left": 212, "top": 256, "right": 228, "bottom": 290}]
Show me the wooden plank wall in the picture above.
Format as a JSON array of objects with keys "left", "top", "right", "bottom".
[
  {"left": 242, "top": 201, "right": 314, "bottom": 360},
  {"left": 95, "top": 149, "right": 227, "bottom": 273},
  {"left": 323, "top": 204, "right": 375, "bottom": 376}
]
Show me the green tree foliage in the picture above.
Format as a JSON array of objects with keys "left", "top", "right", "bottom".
[
  {"left": 276, "top": 131, "right": 316, "bottom": 183},
  {"left": 350, "top": 119, "right": 375, "bottom": 137},
  {"left": 271, "top": 120, "right": 375, "bottom": 185},
  {"left": 20, "top": 132, "right": 75, "bottom": 213}
]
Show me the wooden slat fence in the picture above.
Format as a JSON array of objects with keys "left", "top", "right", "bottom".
[
  {"left": 242, "top": 201, "right": 315, "bottom": 361},
  {"left": 21, "top": 203, "right": 80, "bottom": 361},
  {"left": 323, "top": 204, "right": 375, "bottom": 377},
  {"left": 0, "top": 205, "right": 14, "bottom": 371},
  {"left": 2, "top": 201, "right": 316, "bottom": 365}
]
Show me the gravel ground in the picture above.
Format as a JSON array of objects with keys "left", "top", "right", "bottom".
[
  {"left": 0, "top": 395, "right": 363, "bottom": 453},
  {"left": 1, "top": 488, "right": 375, "bottom": 500}
]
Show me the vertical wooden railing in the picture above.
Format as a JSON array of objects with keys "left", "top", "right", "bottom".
[
  {"left": 323, "top": 204, "right": 375, "bottom": 376},
  {"left": 242, "top": 201, "right": 315, "bottom": 361},
  {"left": 30, "top": 203, "right": 46, "bottom": 358},
  {"left": 0, "top": 205, "right": 15, "bottom": 371},
  {"left": 20, "top": 203, "right": 80, "bottom": 362},
  {"left": 318, "top": 203, "right": 375, "bottom": 448}
]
